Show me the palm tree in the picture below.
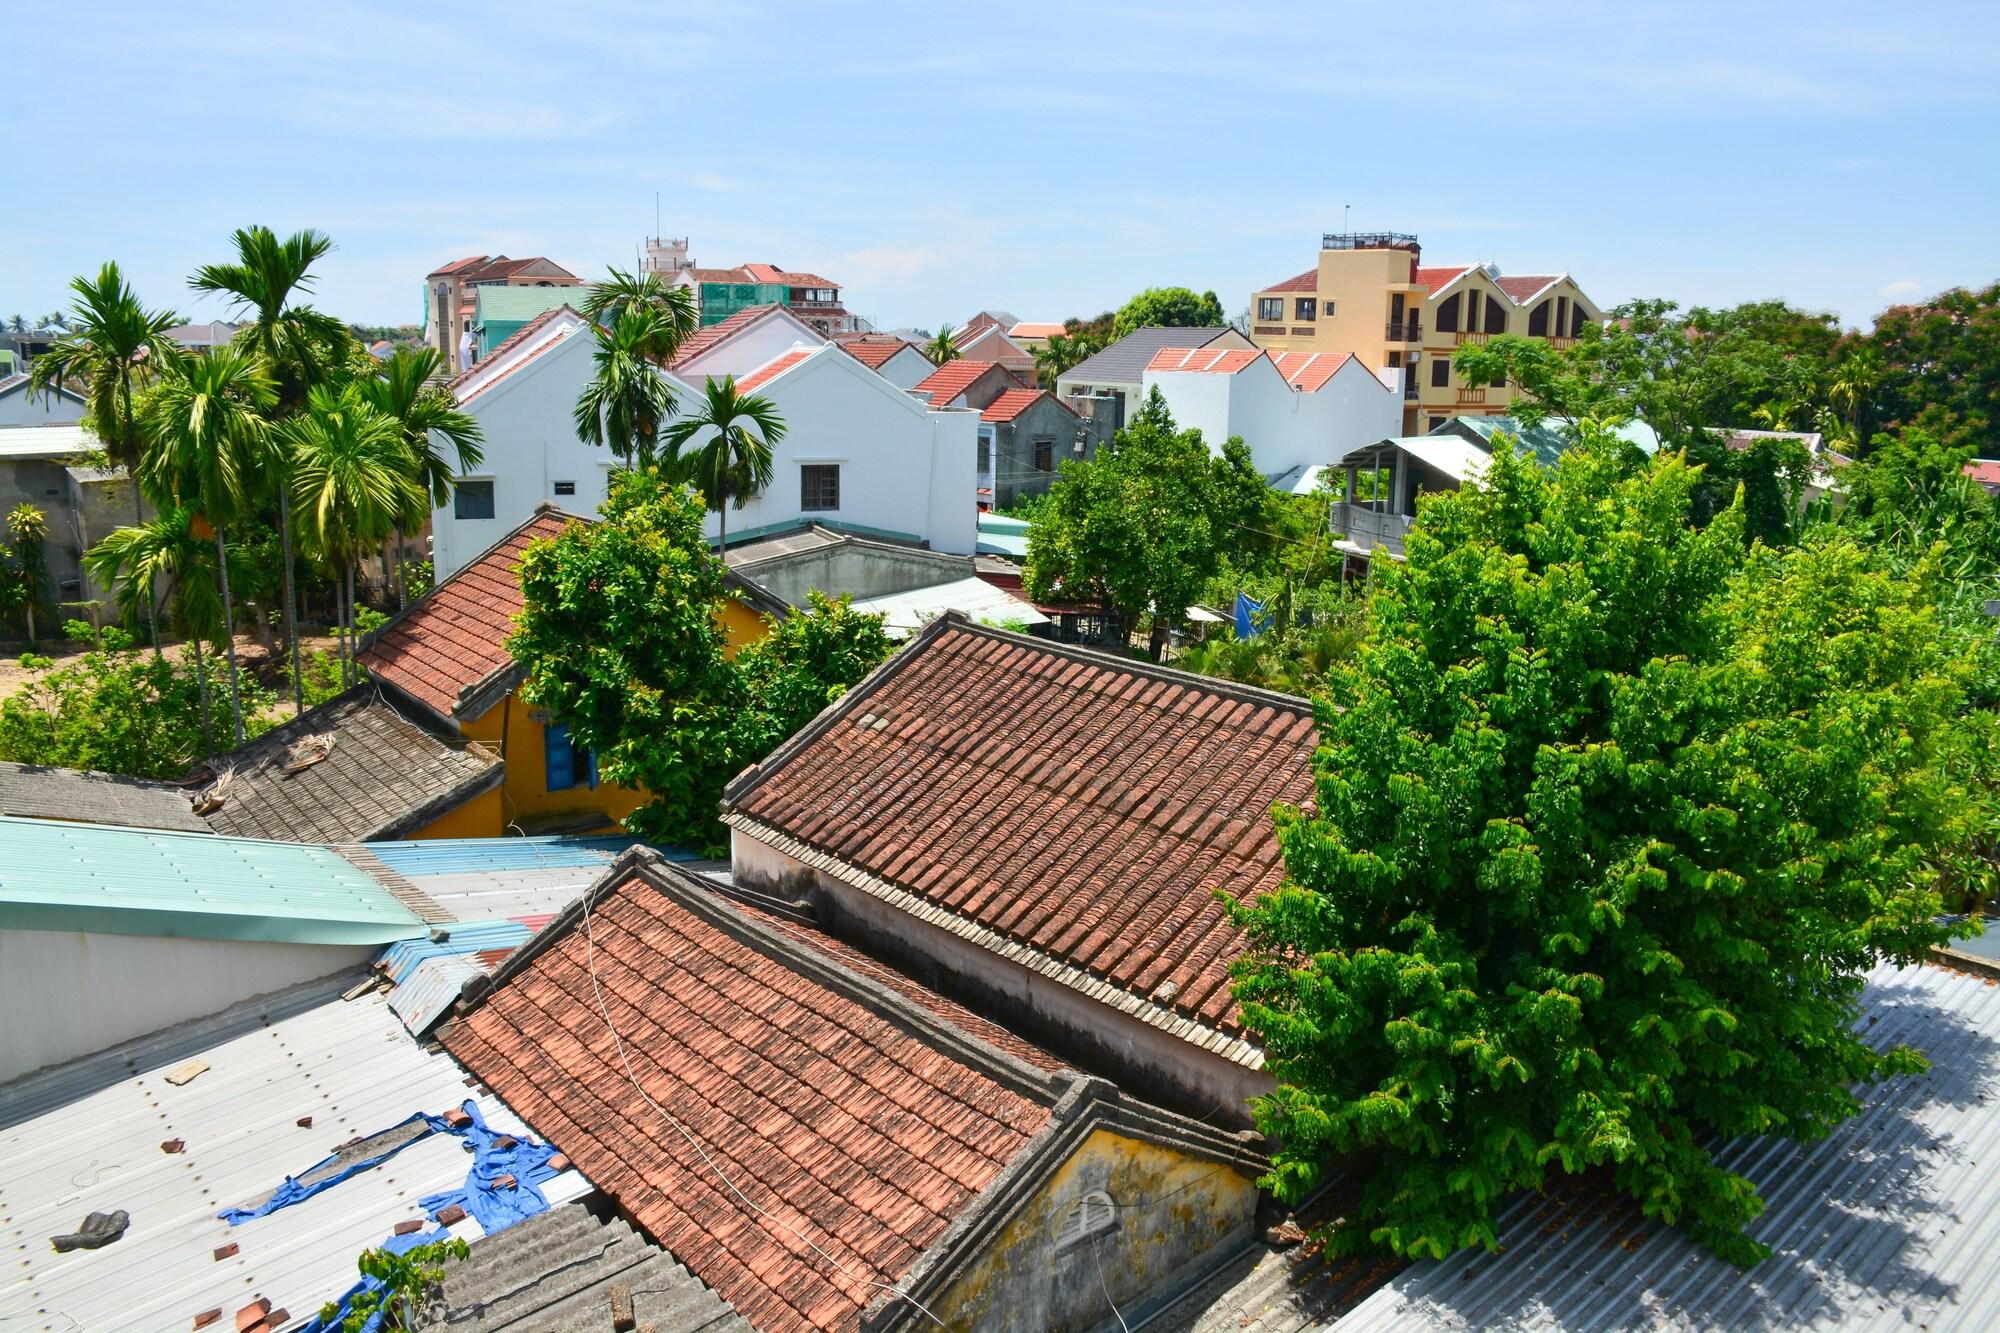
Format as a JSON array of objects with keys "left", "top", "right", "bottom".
[
  {"left": 579, "top": 266, "right": 698, "bottom": 360},
  {"left": 926, "top": 322, "right": 961, "bottom": 365},
  {"left": 28, "top": 263, "right": 182, "bottom": 653},
  {"left": 84, "top": 508, "right": 231, "bottom": 757},
  {"left": 661, "top": 376, "right": 785, "bottom": 551},
  {"left": 190, "top": 225, "right": 351, "bottom": 711},
  {"left": 574, "top": 307, "right": 681, "bottom": 467},
  {"left": 284, "top": 385, "right": 425, "bottom": 686},
  {"left": 4, "top": 504, "right": 49, "bottom": 644},
  {"left": 1033, "top": 330, "right": 1100, "bottom": 387},
  {"left": 140, "top": 349, "right": 277, "bottom": 745},
  {"left": 41, "top": 311, "right": 70, "bottom": 332},
  {"left": 357, "top": 345, "right": 483, "bottom": 607},
  {"left": 6, "top": 314, "right": 25, "bottom": 336}
]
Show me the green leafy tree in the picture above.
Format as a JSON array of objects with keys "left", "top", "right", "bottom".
[
  {"left": 573, "top": 307, "right": 681, "bottom": 467},
  {"left": 320, "top": 1236, "right": 469, "bottom": 1333},
  {"left": 28, "top": 262, "right": 182, "bottom": 653},
  {"left": 1230, "top": 433, "right": 1994, "bottom": 1269},
  {"left": 508, "top": 468, "right": 745, "bottom": 852},
  {"left": 1032, "top": 330, "right": 1102, "bottom": 387},
  {"left": 925, "top": 321, "right": 961, "bottom": 366},
  {"left": 284, "top": 385, "right": 424, "bottom": 686},
  {"left": 1025, "top": 389, "right": 1264, "bottom": 659},
  {"left": 191, "top": 224, "right": 353, "bottom": 709},
  {"left": 3, "top": 504, "right": 49, "bottom": 644},
  {"left": 732, "top": 590, "right": 894, "bottom": 756},
  {"left": 1113, "top": 287, "right": 1226, "bottom": 339},
  {"left": 1864, "top": 280, "right": 2000, "bottom": 448},
  {"left": 356, "top": 344, "right": 484, "bottom": 607},
  {"left": 661, "top": 376, "right": 785, "bottom": 550},
  {"left": 579, "top": 266, "right": 698, "bottom": 359}
]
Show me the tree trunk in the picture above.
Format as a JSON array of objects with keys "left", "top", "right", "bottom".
[
  {"left": 214, "top": 524, "right": 246, "bottom": 747},
  {"left": 391, "top": 527, "right": 407, "bottom": 609},
  {"left": 278, "top": 488, "right": 302, "bottom": 714},
  {"left": 191, "top": 629, "right": 214, "bottom": 761}
]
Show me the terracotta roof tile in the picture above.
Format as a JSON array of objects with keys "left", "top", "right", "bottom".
[
  {"left": 834, "top": 336, "right": 916, "bottom": 371},
  {"left": 359, "top": 510, "right": 576, "bottom": 720},
  {"left": 911, "top": 359, "right": 1010, "bottom": 406},
  {"left": 1006, "top": 322, "right": 1066, "bottom": 339},
  {"left": 428, "top": 254, "right": 489, "bottom": 277},
  {"left": 1494, "top": 274, "right": 1561, "bottom": 304},
  {"left": 734, "top": 349, "right": 813, "bottom": 394},
  {"left": 978, "top": 388, "right": 1053, "bottom": 423},
  {"left": 449, "top": 304, "right": 582, "bottom": 396},
  {"left": 1271, "top": 350, "right": 1359, "bottom": 392},
  {"left": 441, "top": 864, "right": 1056, "bottom": 1333},
  {"left": 1414, "top": 265, "right": 1473, "bottom": 294},
  {"left": 725, "top": 620, "right": 1316, "bottom": 1046},
  {"left": 1261, "top": 268, "right": 1319, "bottom": 294},
  {"left": 1146, "top": 347, "right": 1266, "bottom": 375}
]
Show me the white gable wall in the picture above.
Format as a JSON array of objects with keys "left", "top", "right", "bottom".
[
  {"left": 676, "top": 309, "right": 826, "bottom": 383},
  {"left": 1144, "top": 356, "right": 1403, "bottom": 478},
  {"left": 874, "top": 346, "right": 936, "bottom": 391},
  {"left": 0, "top": 387, "right": 85, "bottom": 428}
]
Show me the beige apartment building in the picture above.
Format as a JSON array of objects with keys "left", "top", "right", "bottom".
[{"left": 1250, "top": 232, "right": 1601, "bottom": 433}]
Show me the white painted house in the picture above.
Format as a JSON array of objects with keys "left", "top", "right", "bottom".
[
  {"left": 1141, "top": 345, "right": 1403, "bottom": 481},
  {"left": 669, "top": 303, "right": 826, "bottom": 383},
  {"left": 434, "top": 314, "right": 979, "bottom": 578},
  {"left": 0, "top": 374, "right": 84, "bottom": 427}
]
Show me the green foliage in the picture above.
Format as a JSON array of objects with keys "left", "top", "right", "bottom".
[
  {"left": 1024, "top": 390, "right": 1264, "bottom": 658},
  {"left": 661, "top": 376, "right": 786, "bottom": 549},
  {"left": 320, "top": 1236, "right": 469, "bottom": 1333},
  {"left": 0, "top": 637, "right": 273, "bottom": 777},
  {"left": 1866, "top": 281, "right": 2000, "bottom": 445},
  {"left": 573, "top": 307, "right": 683, "bottom": 465},
  {"left": 508, "top": 472, "right": 895, "bottom": 854},
  {"left": 297, "top": 648, "right": 352, "bottom": 708},
  {"left": 732, "top": 590, "right": 896, "bottom": 758},
  {"left": 402, "top": 557, "right": 435, "bottom": 602},
  {"left": 1032, "top": 330, "right": 1102, "bottom": 386},
  {"left": 0, "top": 504, "right": 50, "bottom": 641},
  {"left": 1113, "top": 287, "right": 1226, "bottom": 339},
  {"left": 1230, "top": 433, "right": 1995, "bottom": 1268},
  {"left": 926, "top": 322, "right": 961, "bottom": 365},
  {"left": 509, "top": 468, "right": 745, "bottom": 853}
]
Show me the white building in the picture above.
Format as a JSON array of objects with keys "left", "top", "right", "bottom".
[
  {"left": 0, "top": 374, "right": 84, "bottom": 427},
  {"left": 1140, "top": 345, "right": 1403, "bottom": 481},
  {"left": 434, "top": 312, "right": 978, "bottom": 578},
  {"left": 669, "top": 302, "right": 826, "bottom": 382}
]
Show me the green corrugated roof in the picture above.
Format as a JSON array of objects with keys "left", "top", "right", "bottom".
[
  {"left": 0, "top": 816, "right": 425, "bottom": 945},
  {"left": 1444, "top": 415, "right": 1662, "bottom": 467},
  {"left": 472, "top": 285, "right": 579, "bottom": 325}
]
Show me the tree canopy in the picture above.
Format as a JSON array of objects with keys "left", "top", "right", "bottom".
[
  {"left": 1230, "top": 431, "right": 1995, "bottom": 1267},
  {"left": 1113, "top": 287, "right": 1226, "bottom": 338}
]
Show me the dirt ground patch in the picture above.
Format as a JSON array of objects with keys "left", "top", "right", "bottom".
[{"left": 0, "top": 630, "right": 348, "bottom": 722}]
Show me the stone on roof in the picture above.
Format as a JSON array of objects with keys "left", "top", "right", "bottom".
[
  {"left": 0, "top": 760, "right": 208, "bottom": 833},
  {"left": 1060, "top": 326, "right": 1235, "bottom": 387},
  {"left": 361, "top": 509, "right": 580, "bottom": 722},
  {"left": 722, "top": 614, "right": 1317, "bottom": 1065},
  {"left": 201, "top": 685, "right": 501, "bottom": 843}
]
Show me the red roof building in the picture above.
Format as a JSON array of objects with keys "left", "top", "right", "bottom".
[
  {"left": 722, "top": 614, "right": 1317, "bottom": 1118},
  {"left": 911, "top": 358, "right": 1019, "bottom": 408},
  {"left": 438, "top": 849, "right": 1265, "bottom": 1333},
  {"left": 733, "top": 347, "right": 813, "bottom": 393},
  {"left": 977, "top": 387, "right": 1049, "bottom": 422}
]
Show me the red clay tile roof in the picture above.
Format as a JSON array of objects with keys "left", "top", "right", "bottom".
[
  {"left": 1261, "top": 268, "right": 1319, "bottom": 294},
  {"left": 360, "top": 509, "right": 577, "bottom": 720},
  {"left": 668, "top": 304, "right": 789, "bottom": 367},
  {"left": 1414, "top": 265, "right": 1473, "bottom": 295},
  {"left": 1966, "top": 459, "right": 2000, "bottom": 488},
  {"left": 428, "top": 254, "right": 490, "bottom": 278},
  {"left": 1271, "top": 350, "right": 1359, "bottom": 392},
  {"left": 835, "top": 336, "right": 916, "bottom": 371},
  {"left": 440, "top": 861, "right": 1057, "bottom": 1333},
  {"left": 1495, "top": 274, "right": 1562, "bottom": 304},
  {"left": 911, "top": 358, "right": 1011, "bottom": 406},
  {"left": 722, "top": 616, "right": 1317, "bottom": 1057},
  {"left": 734, "top": 348, "right": 813, "bottom": 393},
  {"left": 979, "top": 388, "right": 1056, "bottom": 423},
  {"left": 692, "top": 264, "right": 838, "bottom": 291},
  {"left": 1147, "top": 347, "right": 1267, "bottom": 375}
]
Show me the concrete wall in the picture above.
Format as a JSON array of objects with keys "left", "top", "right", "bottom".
[
  {"left": 990, "top": 397, "right": 1112, "bottom": 510},
  {"left": 457, "top": 689, "right": 647, "bottom": 835},
  {"left": 0, "top": 930, "right": 375, "bottom": 1083},
  {"left": 1145, "top": 354, "right": 1402, "bottom": 477},
  {"left": 0, "top": 390, "right": 84, "bottom": 427},
  {"left": 875, "top": 346, "right": 935, "bottom": 392},
  {"left": 928, "top": 1127, "right": 1259, "bottom": 1333},
  {"left": 730, "top": 828, "right": 1272, "bottom": 1125},
  {"left": 738, "top": 542, "right": 973, "bottom": 607}
]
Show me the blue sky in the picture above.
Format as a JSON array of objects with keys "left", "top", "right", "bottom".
[{"left": 2, "top": 2, "right": 1995, "bottom": 332}]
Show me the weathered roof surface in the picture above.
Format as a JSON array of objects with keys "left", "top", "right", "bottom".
[
  {"left": 1260, "top": 268, "right": 1320, "bottom": 294},
  {"left": 362, "top": 834, "right": 642, "bottom": 921},
  {"left": 1413, "top": 264, "right": 1473, "bottom": 294},
  {"left": 0, "top": 815, "right": 424, "bottom": 944},
  {"left": 0, "top": 974, "right": 592, "bottom": 1333},
  {"left": 202, "top": 686, "right": 501, "bottom": 843},
  {"left": 1061, "top": 326, "right": 1234, "bottom": 387},
  {"left": 848, "top": 576, "right": 1047, "bottom": 638},
  {"left": 439, "top": 855, "right": 1063, "bottom": 1333},
  {"left": 837, "top": 335, "right": 918, "bottom": 370},
  {"left": 721, "top": 521, "right": 846, "bottom": 566},
  {"left": 0, "top": 760, "right": 208, "bottom": 832},
  {"left": 723, "top": 614, "right": 1317, "bottom": 1064},
  {"left": 0, "top": 372, "right": 85, "bottom": 401},
  {"left": 1494, "top": 273, "right": 1564, "bottom": 304},
  {"left": 361, "top": 509, "right": 577, "bottom": 721},
  {"left": 0, "top": 423, "right": 96, "bottom": 459},
  {"left": 911, "top": 357, "right": 1010, "bottom": 405},
  {"left": 428, "top": 1201, "right": 750, "bottom": 1332},
  {"left": 980, "top": 386, "right": 1061, "bottom": 422},
  {"left": 1333, "top": 960, "right": 2000, "bottom": 1333}
]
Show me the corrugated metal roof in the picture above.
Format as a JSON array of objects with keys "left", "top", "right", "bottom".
[
  {"left": 0, "top": 424, "right": 97, "bottom": 459},
  {"left": 0, "top": 816, "right": 423, "bottom": 944},
  {"left": 849, "top": 577, "right": 1047, "bottom": 638},
  {"left": 1334, "top": 961, "right": 2000, "bottom": 1333},
  {"left": 0, "top": 973, "right": 590, "bottom": 1333},
  {"left": 360, "top": 835, "right": 635, "bottom": 878},
  {"left": 388, "top": 954, "right": 491, "bottom": 1037},
  {"left": 375, "top": 920, "right": 536, "bottom": 985}
]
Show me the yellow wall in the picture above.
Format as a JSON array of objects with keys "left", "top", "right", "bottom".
[
  {"left": 409, "top": 784, "right": 505, "bottom": 840},
  {"left": 716, "top": 597, "right": 773, "bottom": 657},
  {"left": 929, "top": 1127, "right": 1258, "bottom": 1332},
  {"left": 457, "top": 691, "right": 647, "bottom": 834}
]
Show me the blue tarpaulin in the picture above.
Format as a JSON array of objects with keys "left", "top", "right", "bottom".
[
  {"left": 218, "top": 1111, "right": 446, "bottom": 1225},
  {"left": 297, "top": 1223, "right": 453, "bottom": 1333},
  {"left": 1234, "top": 591, "right": 1267, "bottom": 640}
]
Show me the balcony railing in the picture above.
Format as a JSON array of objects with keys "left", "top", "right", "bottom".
[
  {"left": 1453, "top": 329, "right": 1492, "bottom": 345},
  {"left": 1252, "top": 324, "right": 1288, "bottom": 337},
  {"left": 1403, "top": 378, "right": 1418, "bottom": 401},
  {"left": 1546, "top": 335, "right": 1577, "bottom": 350},
  {"left": 1323, "top": 231, "right": 1420, "bottom": 251},
  {"left": 1386, "top": 320, "right": 1422, "bottom": 342},
  {"left": 1290, "top": 326, "right": 1316, "bottom": 337},
  {"left": 1334, "top": 503, "right": 1412, "bottom": 559},
  {"left": 1456, "top": 387, "right": 1486, "bottom": 404}
]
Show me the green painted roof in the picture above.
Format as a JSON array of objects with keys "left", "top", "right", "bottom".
[
  {"left": 0, "top": 816, "right": 425, "bottom": 945},
  {"left": 473, "top": 285, "right": 579, "bottom": 325},
  {"left": 1444, "top": 414, "right": 1661, "bottom": 467}
]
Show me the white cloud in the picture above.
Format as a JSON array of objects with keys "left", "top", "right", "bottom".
[{"left": 1878, "top": 279, "right": 1923, "bottom": 298}]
